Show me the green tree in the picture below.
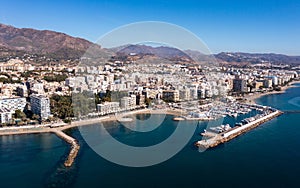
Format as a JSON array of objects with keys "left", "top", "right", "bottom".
[
  {"left": 145, "top": 97, "right": 152, "bottom": 107},
  {"left": 44, "top": 74, "right": 68, "bottom": 82},
  {"left": 50, "top": 94, "right": 74, "bottom": 120},
  {"left": 14, "top": 109, "right": 27, "bottom": 119},
  {"left": 32, "top": 114, "right": 40, "bottom": 120}
]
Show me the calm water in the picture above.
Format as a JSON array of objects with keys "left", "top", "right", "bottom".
[{"left": 1, "top": 83, "right": 300, "bottom": 188}]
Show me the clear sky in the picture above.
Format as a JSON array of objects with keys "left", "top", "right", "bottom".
[{"left": 1, "top": 0, "right": 299, "bottom": 55}]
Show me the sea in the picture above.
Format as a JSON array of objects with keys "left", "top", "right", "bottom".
[{"left": 1, "top": 83, "right": 300, "bottom": 188}]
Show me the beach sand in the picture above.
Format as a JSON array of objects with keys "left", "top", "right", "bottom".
[
  {"left": 245, "top": 80, "right": 300, "bottom": 104},
  {"left": 0, "top": 108, "right": 184, "bottom": 135}
]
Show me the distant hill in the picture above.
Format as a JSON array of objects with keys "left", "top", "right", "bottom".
[
  {"left": 0, "top": 23, "right": 105, "bottom": 60},
  {"left": 1, "top": 23, "right": 299, "bottom": 66},
  {"left": 215, "top": 52, "right": 300, "bottom": 65},
  {"left": 184, "top": 49, "right": 216, "bottom": 62},
  {"left": 115, "top": 44, "right": 194, "bottom": 63}
]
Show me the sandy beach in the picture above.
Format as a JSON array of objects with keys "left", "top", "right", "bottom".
[
  {"left": 245, "top": 80, "right": 300, "bottom": 104},
  {"left": 0, "top": 108, "right": 184, "bottom": 135}
]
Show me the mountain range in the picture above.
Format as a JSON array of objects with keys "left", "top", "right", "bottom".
[
  {"left": 114, "top": 44, "right": 194, "bottom": 63},
  {"left": 0, "top": 23, "right": 300, "bottom": 65},
  {"left": 215, "top": 52, "right": 300, "bottom": 65},
  {"left": 0, "top": 23, "right": 103, "bottom": 60}
]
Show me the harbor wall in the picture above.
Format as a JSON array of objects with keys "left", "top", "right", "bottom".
[
  {"left": 196, "top": 110, "right": 283, "bottom": 149},
  {"left": 223, "top": 110, "right": 281, "bottom": 138}
]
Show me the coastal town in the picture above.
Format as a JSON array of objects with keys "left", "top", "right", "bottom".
[
  {"left": 0, "top": 54, "right": 299, "bottom": 126},
  {"left": 0, "top": 50, "right": 300, "bottom": 166},
  {"left": 2, "top": 1, "right": 300, "bottom": 188}
]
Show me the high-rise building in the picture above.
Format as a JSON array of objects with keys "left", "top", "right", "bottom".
[
  {"left": 136, "top": 94, "right": 145, "bottom": 105},
  {"left": 263, "top": 78, "right": 273, "bottom": 88},
  {"left": 16, "top": 85, "right": 28, "bottom": 97},
  {"left": 30, "top": 94, "right": 51, "bottom": 120},
  {"left": 233, "top": 79, "right": 247, "bottom": 93},
  {"left": 179, "top": 89, "right": 190, "bottom": 101},
  {"left": 120, "top": 95, "right": 137, "bottom": 109},
  {"left": 162, "top": 90, "right": 180, "bottom": 102}
]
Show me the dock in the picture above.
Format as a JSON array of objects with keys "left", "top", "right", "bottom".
[
  {"left": 51, "top": 129, "right": 80, "bottom": 167},
  {"left": 195, "top": 110, "right": 283, "bottom": 149}
]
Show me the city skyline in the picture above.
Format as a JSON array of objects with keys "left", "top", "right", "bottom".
[{"left": 1, "top": 0, "right": 300, "bottom": 55}]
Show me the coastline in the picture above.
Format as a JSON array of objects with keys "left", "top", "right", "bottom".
[
  {"left": 1, "top": 80, "right": 299, "bottom": 136},
  {"left": 0, "top": 108, "right": 183, "bottom": 136},
  {"left": 1, "top": 80, "right": 298, "bottom": 167},
  {"left": 246, "top": 80, "right": 300, "bottom": 104}
]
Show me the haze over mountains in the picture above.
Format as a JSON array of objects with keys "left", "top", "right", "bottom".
[
  {"left": 114, "top": 44, "right": 194, "bottom": 63},
  {"left": 215, "top": 52, "right": 300, "bottom": 65},
  {"left": 0, "top": 23, "right": 299, "bottom": 65}
]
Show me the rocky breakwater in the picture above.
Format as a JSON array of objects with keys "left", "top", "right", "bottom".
[
  {"left": 195, "top": 109, "right": 283, "bottom": 149},
  {"left": 51, "top": 129, "right": 80, "bottom": 167}
]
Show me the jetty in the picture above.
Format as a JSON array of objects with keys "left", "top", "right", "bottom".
[
  {"left": 195, "top": 109, "right": 283, "bottom": 149},
  {"left": 51, "top": 129, "right": 80, "bottom": 167}
]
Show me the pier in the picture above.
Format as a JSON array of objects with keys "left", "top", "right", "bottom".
[
  {"left": 51, "top": 130, "right": 80, "bottom": 167},
  {"left": 195, "top": 110, "right": 283, "bottom": 149}
]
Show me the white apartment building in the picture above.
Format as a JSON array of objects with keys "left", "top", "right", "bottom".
[
  {"left": 97, "top": 102, "right": 120, "bottom": 115},
  {"left": 0, "top": 97, "right": 27, "bottom": 112},
  {"left": 120, "top": 95, "right": 136, "bottom": 109},
  {"left": 30, "top": 94, "right": 51, "bottom": 120},
  {"left": 0, "top": 107, "right": 13, "bottom": 124}
]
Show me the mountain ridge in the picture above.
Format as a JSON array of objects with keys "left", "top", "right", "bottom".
[
  {"left": 118, "top": 45, "right": 192, "bottom": 59},
  {"left": 0, "top": 23, "right": 103, "bottom": 60},
  {"left": 0, "top": 23, "right": 299, "bottom": 65}
]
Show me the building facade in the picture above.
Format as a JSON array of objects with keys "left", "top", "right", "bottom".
[
  {"left": 0, "top": 97, "right": 27, "bottom": 112},
  {"left": 233, "top": 79, "right": 248, "bottom": 93},
  {"left": 30, "top": 94, "right": 51, "bottom": 120},
  {"left": 0, "top": 107, "right": 13, "bottom": 124},
  {"left": 162, "top": 90, "right": 180, "bottom": 102},
  {"left": 97, "top": 102, "right": 120, "bottom": 115}
]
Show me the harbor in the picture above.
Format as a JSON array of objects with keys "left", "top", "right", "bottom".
[{"left": 195, "top": 104, "right": 283, "bottom": 149}]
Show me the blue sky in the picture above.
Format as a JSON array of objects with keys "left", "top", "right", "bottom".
[{"left": 1, "top": 0, "right": 299, "bottom": 55}]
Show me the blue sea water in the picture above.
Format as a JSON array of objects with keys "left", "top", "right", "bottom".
[{"left": 1, "top": 83, "right": 300, "bottom": 188}]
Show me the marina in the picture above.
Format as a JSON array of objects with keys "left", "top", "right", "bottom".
[
  {"left": 195, "top": 105, "right": 283, "bottom": 149},
  {"left": 170, "top": 101, "right": 266, "bottom": 121}
]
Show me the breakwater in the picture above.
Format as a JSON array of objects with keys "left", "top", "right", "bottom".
[
  {"left": 51, "top": 130, "right": 80, "bottom": 167},
  {"left": 195, "top": 110, "right": 283, "bottom": 149}
]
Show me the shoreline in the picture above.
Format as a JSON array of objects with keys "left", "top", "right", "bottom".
[
  {"left": 0, "top": 79, "right": 298, "bottom": 168},
  {"left": 246, "top": 80, "right": 300, "bottom": 104},
  {"left": 1, "top": 80, "right": 299, "bottom": 136},
  {"left": 0, "top": 79, "right": 298, "bottom": 167},
  {"left": 0, "top": 108, "right": 183, "bottom": 136}
]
